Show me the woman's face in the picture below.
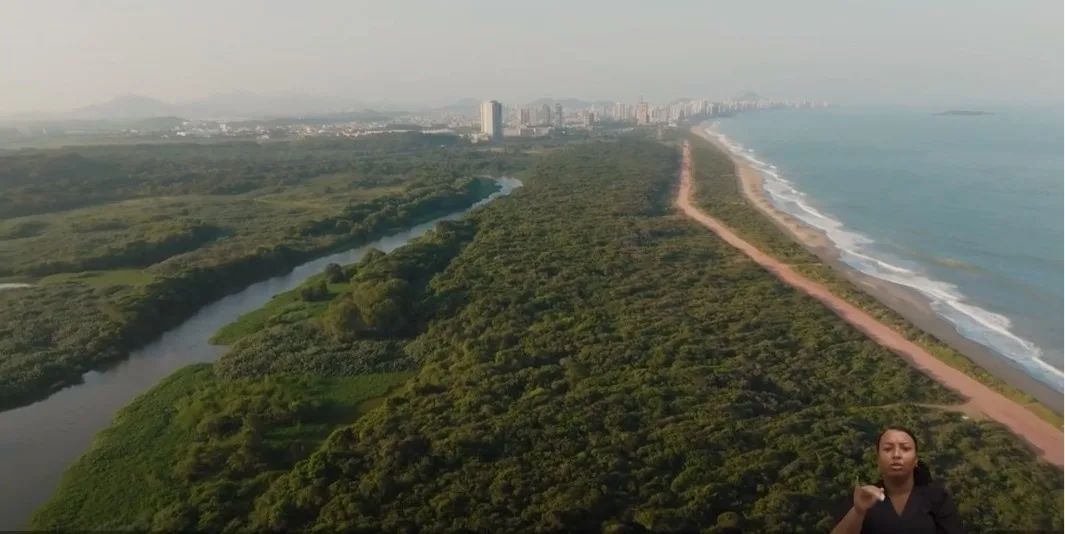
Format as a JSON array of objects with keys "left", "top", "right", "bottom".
[{"left": 877, "top": 429, "right": 918, "bottom": 479}]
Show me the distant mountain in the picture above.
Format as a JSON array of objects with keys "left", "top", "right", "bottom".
[
  {"left": 735, "top": 91, "right": 763, "bottom": 102},
  {"left": 16, "top": 92, "right": 385, "bottom": 122},
  {"left": 67, "top": 94, "right": 178, "bottom": 120}
]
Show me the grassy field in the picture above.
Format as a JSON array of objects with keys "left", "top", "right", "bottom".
[
  {"left": 30, "top": 364, "right": 412, "bottom": 531},
  {"left": 210, "top": 274, "right": 351, "bottom": 345}
]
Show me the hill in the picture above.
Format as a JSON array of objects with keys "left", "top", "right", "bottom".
[{"left": 67, "top": 94, "right": 178, "bottom": 120}]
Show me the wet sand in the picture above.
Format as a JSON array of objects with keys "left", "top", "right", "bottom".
[
  {"left": 690, "top": 125, "right": 1063, "bottom": 414},
  {"left": 676, "top": 139, "right": 1063, "bottom": 467}
]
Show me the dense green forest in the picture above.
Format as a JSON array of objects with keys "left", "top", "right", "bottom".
[
  {"left": 33, "top": 139, "right": 1062, "bottom": 532},
  {"left": 0, "top": 133, "right": 533, "bottom": 411},
  {"left": 31, "top": 364, "right": 412, "bottom": 531},
  {"left": 0, "top": 132, "right": 474, "bottom": 219},
  {"left": 676, "top": 129, "right": 1061, "bottom": 425}
]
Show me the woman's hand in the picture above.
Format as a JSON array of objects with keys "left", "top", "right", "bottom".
[
  {"left": 831, "top": 484, "right": 887, "bottom": 534},
  {"left": 853, "top": 484, "right": 884, "bottom": 513}
]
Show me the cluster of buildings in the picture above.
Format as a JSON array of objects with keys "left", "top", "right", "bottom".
[
  {"left": 134, "top": 115, "right": 470, "bottom": 141},
  {"left": 167, "top": 121, "right": 394, "bottom": 141},
  {"left": 4, "top": 96, "right": 826, "bottom": 146},
  {"left": 477, "top": 97, "right": 829, "bottom": 142}
]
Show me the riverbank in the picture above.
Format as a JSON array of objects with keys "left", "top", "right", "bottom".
[
  {"left": 0, "top": 177, "right": 504, "bottom": 413},
  {"left": 689, "top": 124, "right": 1063, "bottom": 416},
  {"left": 0, "top": 177, "right": 522, "bottom": 531},
  {"left": 676, "top": 139, "right": 1063, "bottom": 466}
]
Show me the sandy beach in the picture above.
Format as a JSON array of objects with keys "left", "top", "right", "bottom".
[{"left": 689, "top": 125, "right": 1063, "bottom": 414}]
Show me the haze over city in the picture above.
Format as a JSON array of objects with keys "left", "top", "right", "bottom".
[{"left": 2, "top": 0, "right": 1061, "bottom": 116}]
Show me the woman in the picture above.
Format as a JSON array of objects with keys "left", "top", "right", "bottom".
[{"left": 830, "top": 427, "right": 966, "bottom": 534}]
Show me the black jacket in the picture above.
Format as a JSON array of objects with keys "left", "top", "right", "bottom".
[{"left": 833, "top": 482, "right": 966, "bottom": 534}]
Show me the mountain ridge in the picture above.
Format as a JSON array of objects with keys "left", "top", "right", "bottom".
[{"left": 3, "top": 93, "right": 391, "bottom": 122}]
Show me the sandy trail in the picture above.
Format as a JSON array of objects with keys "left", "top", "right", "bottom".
[{"left": 675, "top": 141, "right": 1063, "bottom": 467}]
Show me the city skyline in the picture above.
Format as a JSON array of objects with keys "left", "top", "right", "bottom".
[
  {"left": 0, "top": 93, "right": 827, "bottom": 146},
  {"left": 1, "top": 91, "right": 835, "bottom": 123}
]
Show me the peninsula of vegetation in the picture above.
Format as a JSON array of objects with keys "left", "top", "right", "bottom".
[{"left": 32, "top": 136, "right": 1063, "bottom": 532}]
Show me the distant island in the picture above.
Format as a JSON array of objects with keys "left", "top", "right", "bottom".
[{"left": 936, "top": 109, "right": 994, "bottom": 116}]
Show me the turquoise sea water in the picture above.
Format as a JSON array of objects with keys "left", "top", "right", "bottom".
[{"left": 709, "top": 107, "right": 1063, "bottom": 392}]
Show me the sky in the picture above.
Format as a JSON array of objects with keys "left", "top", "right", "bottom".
[{"left": 1, "top": 0, "right": 1061, "bottom": 113}]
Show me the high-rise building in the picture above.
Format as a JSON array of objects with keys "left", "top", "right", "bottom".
[
  {"left": 636, "top": 101, "right": 650, "bottom": 125},
  {"left": 519, "top": 108, "right": 531, "bottom": 126},
  {"left": 480, "top": 100, "right": 503, "bottom": 141},
  {"left": 540, "top": 104, "right": 552, "bottom": 126},
  {"left": 669, "top": 105, "right": 684, "bottom": 122},
  {"left": 554, "top": 103, "right": 564, "bottom": 128}
]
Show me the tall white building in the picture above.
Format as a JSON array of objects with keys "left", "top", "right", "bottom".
[
  {"left": 636, "top": 101, "right": 650, "bottom": 125},
  {"left": 480, "top": 100, "right": 503, "bottom": 141}
]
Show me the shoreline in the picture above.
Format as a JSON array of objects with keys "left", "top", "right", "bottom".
[
  {"left": 690, "top": 124, "right": 1063, "bottom": 414},
  {"left": 676, "top": 139, "right": 1063, "bottom": 466}
]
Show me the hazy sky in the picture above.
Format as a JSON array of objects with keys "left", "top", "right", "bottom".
[{"left": 1, "top": 0, "right": 1061, "bottom": 113}]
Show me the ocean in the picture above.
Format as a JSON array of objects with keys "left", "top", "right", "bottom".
[{"left": 708, "top": 107, "right": 1063, "bottom": 392}]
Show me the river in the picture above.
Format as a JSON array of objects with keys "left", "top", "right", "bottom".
[{"left": 0, "top": 177, "right": 522, "bottom": 530}]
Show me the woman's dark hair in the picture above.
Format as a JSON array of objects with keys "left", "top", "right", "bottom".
[{"left": 878, "top": 427, "right": 933, "bottom": 486}]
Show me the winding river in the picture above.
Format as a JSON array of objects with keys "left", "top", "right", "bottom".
[{"left": 0, "top": 177, "right": 522, "bottom": 530}]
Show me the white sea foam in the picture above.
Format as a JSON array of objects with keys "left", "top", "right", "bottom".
[{"left": 704, "top": 125, "right": 1065, "bottom": 391}]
